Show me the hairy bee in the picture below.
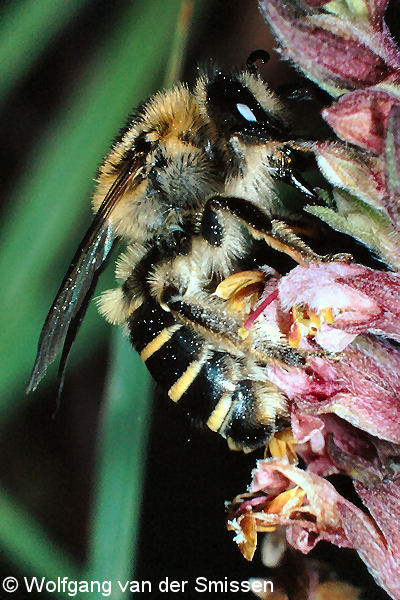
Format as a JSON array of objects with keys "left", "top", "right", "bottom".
[{"left": 28, "top": 52, "right": 328, "bottom": 452}]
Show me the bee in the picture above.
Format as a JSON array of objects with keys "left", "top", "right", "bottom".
[{"left": 27, "top": 51, "right": 331, "bottom": 452}]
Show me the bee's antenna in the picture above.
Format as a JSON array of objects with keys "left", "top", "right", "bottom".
[{"left": 246, "top": 49, "right": 270, "bottom": 75}]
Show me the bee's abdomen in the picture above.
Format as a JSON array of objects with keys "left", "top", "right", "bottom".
[{"left": 128, "top": 299, "right": 275, "bottom": 450}]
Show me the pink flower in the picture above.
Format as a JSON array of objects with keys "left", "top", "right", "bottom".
[
  {"left": 227, "top": 460, "right": 400, "bottom": 599},
  {"left": 313, "top": 142, "right": 386, "bottom": 208},
  {"left": 322, "top": 89, "right": 400, "bottom": 154},
  {"left": 250, "top": 261, "right": 400, "bottom": 442},
  {"left": 259, "top": 0, "right": 400, "bottom": 96},
  {"left": 277, "top": 262, "right": 400, "bottom": 343},
  {"left": 260, "top": 0, "right": 400, "bottom": 237},
  {"left": 226, "top": 4, "right": 400, "bottom": 598},
  {"left": 224, "top": 260, "right": 400, "bottom": 597}
]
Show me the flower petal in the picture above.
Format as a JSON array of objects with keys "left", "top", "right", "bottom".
[
  {"left": 260, "top": 0, "right": 397, "bottom": 94},
  {"left": 322, "top": 88, "right": 400, "bottom": 153},
  {"left": 314, "top": 141, "right": 387, "bottom": 211},
  {"left": 277, "top": 262, "right": 400, "bottom": 342},
  {"left": 385, "top": 103, "right": 400, "bottom": 229},
  {"left": 228, "top": 460, "right": 400, "bottom": 598},
  {"left": 338, "top": 480, "right": 400, "bottom": 599},
  {"left": 267, "top": 339, "right": 400, "bottom": 443}
]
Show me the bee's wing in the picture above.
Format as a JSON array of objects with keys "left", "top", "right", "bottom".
[{"left": 27, "top": 158, "right": 144, "bottom": 393}]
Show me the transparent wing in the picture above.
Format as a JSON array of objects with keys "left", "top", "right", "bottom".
[{"left": 27, "top": 158, "right": 144, "bottom": 393}]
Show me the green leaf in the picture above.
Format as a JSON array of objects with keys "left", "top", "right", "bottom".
[
  {"left": 307, "top": 190, "right": 400, "bottom": 270},
  {"left": 0, "top": 486, "right": 79, "bottom": 599},
  {"left": 85, "top": 330, "right": 153, "bottom": 598},
  {"left": 0, "top": 0, "right": 90, "bottom": 101}
]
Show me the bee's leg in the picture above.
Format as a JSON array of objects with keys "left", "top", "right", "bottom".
[
  {"left": 201, "top": 196, "right": 351, "bottom": 264},
  {"left": 160, "top": 285, "right": 246, "bottom": 351},
  {"left": 159, "top": 285, "right": 304, "bottom": 370}
]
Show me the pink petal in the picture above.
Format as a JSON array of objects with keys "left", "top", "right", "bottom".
[
  {"left": 229, "top": 460, "right": 400, "bottom": 598},
  {"left": 323, "top": 88, "right": 400, "bottom": 153},
  {"left": 338, "top": 481, "right": 400, "bottom": 600},
  {"left": 260, "top": 1, "right": 397, "bottom": 93},
  {"left": 314, "top": 141, "right": 387, "bottom": 210},
  {"left": 336, "top": 268, "right": 400, "bottom": 339},
  {"left": 367, "top": 0, "right": 390, "bottom": 23},
  {"left": 277, "top": 262, "right": 400, "bottom": 343},
  {"left": 291, "top": 410, "right": 325, "bottom": 445},
  {"left": 230, "top": 460, "right": 362, "bottom": 553},
  {"left": 300, "top": 0, "right": 331, "bottom": 6},
  {"left": 385, "top": 103, "right": 400, "bottom": 229},
  {"left": 355, "top": 479, "right": 400, "bottom": 550},
  {"left": 267, "top": 339, "right": 400, "bottom": 443},
  {"left": 291, "top": 411, "right": 380, "bottom": 479},
  {"left": 250, "top": 462, "right": 290, "bottom": 495}
]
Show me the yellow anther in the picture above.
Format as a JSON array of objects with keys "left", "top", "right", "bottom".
[
  {"left": 238, "top": 327, "right": 249, "bottom": 339},
  {"left": 321, "top": 307, "right": 334, "bottom": 324},
  {"left": 266, "top": 487, "right": 305, "bottom": 515}
]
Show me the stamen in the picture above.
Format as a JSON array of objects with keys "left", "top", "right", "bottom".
[{"left": 288, "top": 321, "right": 301, "bottom": 348}]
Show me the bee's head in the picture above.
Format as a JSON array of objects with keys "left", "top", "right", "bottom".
[{"left": 196, "top": 55, "right": 289, "bottom": 146}]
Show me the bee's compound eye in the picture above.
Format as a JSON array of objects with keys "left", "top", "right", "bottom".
[
  {"left": 236, "top": 103, "right": 257, "bottom": 122},
  {"left": 206, "top": 74, "right": 285, "bottom": 138}
]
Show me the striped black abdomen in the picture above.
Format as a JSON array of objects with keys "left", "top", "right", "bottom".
[{"left": 128, "top": 298, "right": 275, "bottom": 450}]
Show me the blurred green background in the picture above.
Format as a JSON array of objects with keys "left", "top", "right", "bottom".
[{"left": 1, "top": 1, "right": 388, "bottom": 599}]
